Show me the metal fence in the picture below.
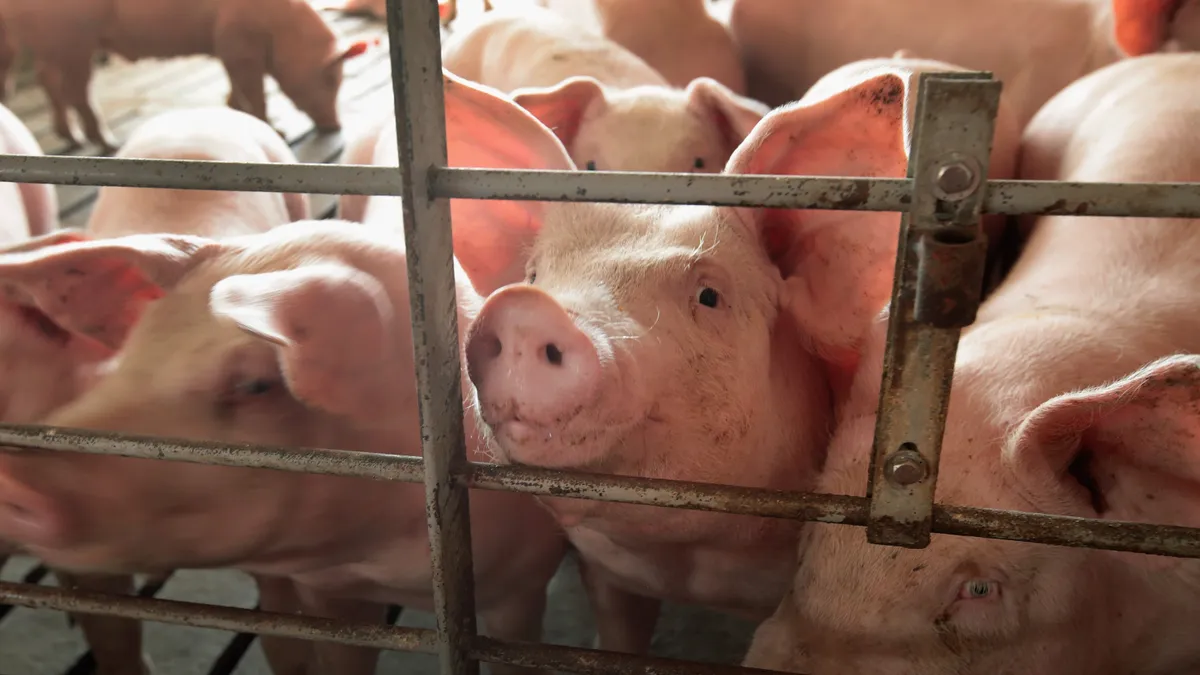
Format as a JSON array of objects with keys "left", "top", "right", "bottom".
[{"left": 2, "top": 1, "right": 1200, "bottom": 674}]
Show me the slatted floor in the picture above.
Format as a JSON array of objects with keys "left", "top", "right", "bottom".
[{"left": 0, "top": 3, "right": 756, "bottom": 674}]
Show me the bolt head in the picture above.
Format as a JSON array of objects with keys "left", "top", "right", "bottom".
[
  {"left": 884, "top": 449, "right": 928, "bottom": 487},
  {"left": 936, "top": 162, "right": 975, "bottom": 196}
]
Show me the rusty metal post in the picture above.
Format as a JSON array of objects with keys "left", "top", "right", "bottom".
[
  {"left": 384, "top": 1, "right": 480, "bottom": 674},
  {"left": 865, "top": 72, "right": 1001, "bottom": 548}
]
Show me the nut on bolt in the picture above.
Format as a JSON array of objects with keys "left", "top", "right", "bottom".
[
  {"left": 884, "top": 447, "right": 928, "bottom": 487},
  {"left": 936, "top": 161, "right": 976, "bottom": 197}
]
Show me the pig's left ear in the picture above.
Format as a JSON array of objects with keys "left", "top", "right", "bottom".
[
  {"left": 328, "top": 37, "right": 379, "bottom": 66},
  {"left": 685, "top": 77, "right": 771, "bottom": 151},
  {"left": 1110, "top": 0, "right": 1183, "bottom": 55},
  {"left": 1005, "top": 354, "right": 1200, "bottom": 560},
  {"left": 0, "top": 233, "right": 213, "bottom": 350},
  {"left": 724, "top": 70, "right": 911, "bottom": 370},
  {"left": 510, "top": 76, "right": 608, "bottom": 154},
  {"left": 210, "top": 263, "right": 400, "bottom": 422}
]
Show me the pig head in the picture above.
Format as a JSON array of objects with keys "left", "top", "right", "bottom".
[
  {"left": 441, "top": 6, "right": 770, "bottom": 173},
  {"left": 510, "top": 75, "right": 769, "bottom": 173}
]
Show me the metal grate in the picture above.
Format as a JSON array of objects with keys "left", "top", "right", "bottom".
[{"left": 0, "top": 1, "right": 1199, "bottom": 675}]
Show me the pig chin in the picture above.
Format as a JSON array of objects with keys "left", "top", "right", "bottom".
[{"left": 472, "top": 369, "right": 655, "bottom": 471}]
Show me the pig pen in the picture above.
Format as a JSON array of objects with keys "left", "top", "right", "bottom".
[
  {"left": 0, "top": 1, "right": 1198, "bottom": 675},
  {"left": 0, "top": 4, "right": 758, "bottom": 674}
]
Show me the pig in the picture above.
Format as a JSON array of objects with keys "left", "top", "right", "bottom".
[
  {"left": 0, "top": 0, "right": 375, "bottom": 153},
  {"left": 0, "top": 105, "right": 309, "bottom": 675},
  {"left": 440, "top": 56, "right": 1021, "bottom": 654},
  {"left": 741, "top": 51, "right": 1200, "bottom": 675},
  {"left": 0, "top": 97, "right": 140, "bottom": 675},
  {"left": 0, "top": 73, "right": 590, "bottom": 675},
  {"left": 727, "top": 0, "right": 1200, "bottom": 129},
  {"left": 538, "top": 0, "right": 746, "bottom": 94},
  {"left": 441, "top": 5, "right": 769, "bottom": 173},
  {"left": 0, "top": 99, "right": 150, "bottom": 675}
]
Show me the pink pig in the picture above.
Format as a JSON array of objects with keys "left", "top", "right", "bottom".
[
  {"left": 728, "top": 0, "right": 1199, "bottom": 129},
  {"left": 441, "top": 5, "right": 769, "bottom": 173},
  {"left": 539, "top": 0, "right": 747, "bottom": 94},
  {"left": 0, "top": 74, "right": 585, "bottom": 675},
  {"left": 743, "top": 52, "right": 1200, "bottom": 675},
  {"left": 0, "top": 0, "right": 374, "bottom": 152},
  {"left": 436, "top": 57, "right": 1020, "bottom": 653},
  {"left": 0, "top": 105, "right": 309, "bottom": 675},
  {"left": 0, "top": 100, "right": 152, "bottom": 675}
]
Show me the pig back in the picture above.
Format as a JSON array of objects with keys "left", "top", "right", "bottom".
[
  {"left": 441, "top": 7, "right": 667, "bottom": 91},
  {"left": 87, "top": 107, "right": 305, "bottom": 238},
  {"left": 0, "top": 102, "right": 55, "bottom": 239},
  {"left": 990, "top": 54, "right": 1200, "bottom": 334}
]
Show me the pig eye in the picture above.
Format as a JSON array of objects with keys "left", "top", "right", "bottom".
[
  {"left": 957, "top": 579, "right": 1000, "bottom": 601},
  {"left": 527, "top": 270, "right": 537, "bottom": 284},
  {"left": 586, "top": 160, "right": 597, "bottom": 171},
  {"left": 234, "top": 378, "right": 279, "bottom": 397},
  {"left": 693, "top": 157, "right": 705, "bottom": 170},
  {"left": 697, "top": 286, "right": 720, "bottom": 308}
]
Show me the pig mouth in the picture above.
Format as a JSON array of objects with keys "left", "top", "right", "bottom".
[{"left": 474, "top": 399, "right": 665, "bottom": 470}]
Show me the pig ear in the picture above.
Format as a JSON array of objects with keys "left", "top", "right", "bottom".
[
  {"left": 1005, "top": 354, "right": 1200, "bottom": 561},
  {"left": 724, "top": 71, "right": 910, "bottom": 369},
  {"left": 1111, "top": 0, "right": 1183, "bottom": 55},
  {"left": 685, "top": 77, "right": 771, "bottom": 151},
  {"left": 443, "top": 70, "right": 577, "bottom": 295},
  {"left": 510, "top": 76, "right": 607, "bottom": 156},
  {"left": 210, "top": 263, "right": 398, "bottom": 422},
  {"left": 0, "top": 233, "right": 213, "bottom": 350}
]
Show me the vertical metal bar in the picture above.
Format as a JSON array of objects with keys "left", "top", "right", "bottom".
[
  {"left": 385, "top": 1, "right": 480, "bottom": 674},
  {"left": 865, "top": 72, "right": 1000, "bottom": 548}
]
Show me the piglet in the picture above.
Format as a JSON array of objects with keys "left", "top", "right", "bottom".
[
  {"left": 441, "top": 5, "right": 768, "bottom": 173},
  {"left": 728, "top": 0, "right": 1197, "bottom": 128},
  {"left": 0, "top": 73, "right": 585, "bottom": 675},
  {"left": 442, "top": 57, "right": 1019, "bottom": 653},
  {"left": 0, "top": 0, "right": 374, "bottom": 152},
  {"left": 743, "top": 51, "right": 1200, "bottom": 675},
  {"left": 541, "top": 0, "right": 746, "bottom": 94}
]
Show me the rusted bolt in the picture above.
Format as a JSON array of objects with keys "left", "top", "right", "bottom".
[
  {"left": 934, "top": 160, "right": 980, "bottom": 201},
  {"left": 883, "top": 447, "right": 928, "bottom": 487}
]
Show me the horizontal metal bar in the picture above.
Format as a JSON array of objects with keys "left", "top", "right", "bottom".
[
  {"left": 0, "top": 581, "right": 438, "bottom": 653},
  {"left": 1, "top": 424, "right": 1199, "bottom": 558},
  {"left": 471, "top": 637, "right": 789, "bottom": 675},
  {"left": 2, "top": 154, "right": 1200, "bottom": 217},
  {"left": 0, "top": 154, "right": 402, "bottom": 196},
  {"left": 0, "top": 582, "right": 793, "bottom": 675}
]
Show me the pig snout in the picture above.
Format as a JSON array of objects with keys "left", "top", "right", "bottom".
[{"left": 466, "top": 284, "right": 602, "bottom": 437}]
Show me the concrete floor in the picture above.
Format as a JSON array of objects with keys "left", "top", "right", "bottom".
[{"left": 1, "top": 552, "right": 757, "bottom": 675}]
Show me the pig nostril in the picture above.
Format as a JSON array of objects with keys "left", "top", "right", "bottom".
[
  {"left": 544, "top": 343, "right": 563, "bottom": 366},
  {"left": 482, "top": 335, "right": 502, "bottom": 360}
]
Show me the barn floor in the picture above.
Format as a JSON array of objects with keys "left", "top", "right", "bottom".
[{"left": 0, "top": 3, "right": 758, "bottom": 674}]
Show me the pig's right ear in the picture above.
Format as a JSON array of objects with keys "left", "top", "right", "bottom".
[
  {"left": 210, "top": 263, "right": 398, "bottom": 422},
  {"left": 1110, "top": 0, "right": 1183, "bottom": 55},
  {"left": 0, "top": 233, "right": 214, "bottom": 350},
  {"left": 724, "top": 71, "right": 911, "bottom": 372},
  {"left": 442, "top": 71, "right": 577, "bottom": 295}
]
